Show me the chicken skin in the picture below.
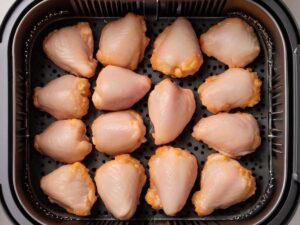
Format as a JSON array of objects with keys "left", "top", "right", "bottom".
[
  {"left": 148, "top": 79, "right": 196, "bottom": 145},
  {"left": 198, "top": 68, "right": 261, "bottom": 113},
  {"left": 92, "top": 65, "right": 151, "bottom": 111},
  {"left": 192, "top": 113, "right": 261, "bottom": 158},
  {"left": 40, "top": 162, "right": 97, "bottom": 216},
  {"left": 34, "top": 119, "right": 92, "bottom": 163},
  {"left": 33, "top": 75, "right": 90, "bottom": 119},
  {"left": 200, "top": 18, "right": 260, "bottom": 68},
  {"left": 192, "top": 153, "right": 256, "bottom": 216},
  {"left": 91, "top": 110, "right": 146, "bottom": 155},
  {"left": 43, "top": 22, "right": 97, "bottom": 78},
  {"left": 95, "top": 155, "right": 146, "bottom": 220},
  {"left": 145, "top": 146, "right": 198, "bottom": 216},
  {"left": 151, "top": 17, "right": 203, "bottom": 78},
  {"left": 97, "top": 13, "right": 149, "bottom": 70}
]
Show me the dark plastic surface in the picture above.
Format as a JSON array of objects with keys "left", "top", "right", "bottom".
[
  {"left": 0, "top": 0, "right": 298, "bottom": 225},
  {"left": 26, "top": 15, "right": 272, "bottom": 221}
]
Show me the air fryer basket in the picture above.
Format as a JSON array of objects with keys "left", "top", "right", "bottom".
[{"left": 0, "top": 0, "right": 299, "bottom": 225}]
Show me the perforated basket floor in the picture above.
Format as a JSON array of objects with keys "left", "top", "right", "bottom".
[{"left": 27, "top": 15, "right": 273, "bottom": 221}]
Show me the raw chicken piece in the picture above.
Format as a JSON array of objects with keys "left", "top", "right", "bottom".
[
  {"left": 43, "top": 22, "right": 97, "bottom": 78},
  {"left": 92, "top": 65, "right": 151, "bottom": 111},
  {"left": 33, "top": 75, "right": 90, "bottom": 119},
  {"left": 192, "top": 153, "right": 256, "bottom": 216},
  {"left": 192, "top": 113, "right": 261, "bottom": 158},
  {"left": 91, "top": 110, "right": 146, "bottom": 155},
  {"left": 95, "top": 154, "right": 146, "bottom": 220},
  {"left": 145, "top": 146, "right": 198, "bottom": 216},
  {"left": 151, "top": 17, "right": 203, "bottom": 78},
  {"left": 34, "top": 119, "right": 92, "bottom": 163},
  {"left": 40, "top": 162, "right": 97, "bottom": 216},
  {"left": 199, "top": 68, "right": 261, "bottom": 113},
  {"left": 97, "top": 13, "right": 149, "bottom": 70},
  {"left": 200, "top": 17, "right": 260, "bottom": 68},
  {"left": 148, "top": 79, "right": 196, "bottom": 145}
]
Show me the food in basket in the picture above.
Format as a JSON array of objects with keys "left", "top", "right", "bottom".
[
  {"left": 33, "top": 75, "right": 90, "bottom": 119},
  {"left": 94, "top": 154, "right": 146, "bottom": 220},
  {"left": 151, "top": 17, "right": 203, "bottom": 78},
  {"left": 198, "top": 68, "right": 261, "bottom": 113},
  {"left": 91, "top": 110, "right": 146, "bottom": 155},
  {"left": 192, "top": 112, "right": 261, "bottom": 158},
  {"left": 92, "top": 65, "right": 151, "bottom": 111},
  {"left": 192, "top": 153, "right": 256, "bottom": 216},
  {"left": 148, "top": 79, "right": 196, "bottom": 145},
  {"left": 96, "top": 13, "right": 149, "bottom": 70},
  {"left": 40, "top": 162, "right": 97, "bottom": 216},
  {"left": 34, "top": 119, "right": 92, "bottom": 163},
  {"left": 43, "top": 22, "right": 97, "bottom": 78},
  {"left": 200, "top": 17, "right": 260, "bottom": 68},
  {"left": 145, "top": 146, "right": 198, "bottom": 216}
]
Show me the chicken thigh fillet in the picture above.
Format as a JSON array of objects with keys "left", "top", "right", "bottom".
[
  {"left": 40, "top": 163, "right": 97, "bottom": 216},
  {"left": 145, "top": 146, "right": 198, "bottom": 216},
  {"left": 43, "top": 22, "right": 97, "bottom": 78},
  {"left": 95, "top": 155, "right": 146, "bottom": 220},
  {"left": 151, "top": 17, "right": 203, "bottom": 78},
  {"left": 192, "top": 153, "right": 256, "bottom": 216}
]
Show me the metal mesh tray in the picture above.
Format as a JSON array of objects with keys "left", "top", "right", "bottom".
[{"left": 25, "top": 12, "right": 275, "bottom": 221}]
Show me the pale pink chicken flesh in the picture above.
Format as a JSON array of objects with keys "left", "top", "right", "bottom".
[
  {"left": 151, "top": 17, "right": 203, "bottom": 78},
  {"left": 200, "top": 17, "right": 260, "bottom": 68},
  {"left": 43, "top": 22, "right": 97, "bottom": 78},
  {"left": 199, "top": 68, "right": 262, "bottom": 113},
  {"left": 148, "top": 79, "right": 196, "bottom": 145},
  {"left": 192, "top": 113, "right": 261, "bottom": 158},
  {"left": 34, "top": 119, "right": 92, "bottom": 163},
  {"left": 192, "top": 153, "right": 256, "bottom": 216},
  {"left": 40, "top": 162, "right": 97, "bottom": 216},
  {"left": 95, "top": 155, "right": 146, "bottom": 220},
  {"left": 91, "top": 110, "right": 146, "bottom": 155},
  {"left": 33, "top": 75, "right": 90, "bottom": 119},
  {"left": 97, "top": 13, "right": 149, "bottom": 70},
  {"left": 145, "top": 146, "right": 198, "bottom": 216},
  {"left": 92, "top": 65, "right": 151, "bottom": 111}
]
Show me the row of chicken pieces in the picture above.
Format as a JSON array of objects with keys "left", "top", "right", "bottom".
[
  {"left": 34, "top": 13, "right": 262, "bottom": 220},
  {"left": 41, "top": 148, "right": 256, "bottom": 219}
]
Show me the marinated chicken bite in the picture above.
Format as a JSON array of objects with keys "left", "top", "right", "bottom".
[
  {"left": 148, "top": 79, "right": 196, "bottom": 145},
  {"left": 145, "top": 146, "right": 198, "bottom": 216},
  {"left": 199, "top": 68, "right": 261, "bottom": 113},
  {"left": 92, "top": 65, "right": 151, "bottom": 111},
  {"left": 91, "top": 110, "right": 146, "bottom": 155},
  {"left": 40, "top": 162, "right": 97, "bottom": 216},
  {"left": 192, "top": 113, "right": 261, "bottom": 158},
  {"left": 151, "top": 17, "right": 203, "bottom": 78},
  {"left": 43, "top": 22, "right": 97, "bottom": 78},
  {"left": 34, "top": 119, "right": 92, "bottom": 163},
  {"left": 33, "top": 75, "right": 90, "bottom": 119},
  {"left": 97, "top": 13, "right": 149, "bottom": 70},
  {"left": 192, "top": 153, "right": 256, "bottom": 216},
  {"left": 95, "top": 155, "right": 146, "bottom": 220},
  {"left": 200, "top": 18, "right": 260, "bottom": 68}
]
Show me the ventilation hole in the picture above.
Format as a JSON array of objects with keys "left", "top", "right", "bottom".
[
  {"left": 159, "top": 74, "right": 163, "bottom": 78},
  {"left": 46, "top": 114, "right": 51, "bottom": 119},
  {"left": 104, "top": 210, "right": 108, "bottom": 215},
  {"left": 188, "top": 83, "right": 192, "bottom": 87},
  {"left": 224, "top": 65, "right": 229, "bottom": 70},
  {"left": 47, "top": 64, "right": 51, "bottom": 68},
  {"left": 57, "top": 74, "right": 61, "bottom": 77},
  {"left": 202, "top": 145, "right": 205, "bottom": 149},
  {"left": 245, "top": 162, "right": 249, "bottom": 166},
  {"left": 152, "top": 210, "right": 157, "bottom": 215},
  {"left": 47, "top": 160, "right": 52, "bottom": 164},
  {"left": 203, "top": 113, "right": 207, "bottom": 118},
  {"left": 259, "top": 165, "right": 263, "bottom": 169},
  {"left": 41, "top": 171, "right": 45, "bottom": 176},
  {"left": 92, "top": 168, "right": 96, "bottom": 172},
  {"left": 146, "top": 114, "right": 149, "bottom": 118},
  {"left": 147, "top": 63, "right": 151, "bottom": 68},
  {"left": 52, "top": 69, "right": 57, "bottom": 74},
  {"left": 201, "top": 151, "right": 204, "bottom": 155},
  {"left": 201, "top": 160, "right": 205, "bottom": 165},
  {"left": 102, "top": 160, "right": 106, "bottom": 164},
  {"left": 207, "top": 64, "right": 211, "bottom": 69},
  {"left": 218, "top": 65, "right": 223, "bottom": 69},
  {"left": 194, "top": 146, "right": 198, "bottom": 151},
  {"left": 260, "top": 68, "right": 265, "bottom": 73},
  {"left": 179, "top": 82, "right": 183, "bottom": 87},
  {"left": 252, "top": 167, "right": 256, "bottom": 171},
  {"left": 147, "top": 74, "right": 152, "bottom": 78},
  {"left": 40, "top": 73, "right": 45, "bottom": 77},
  {"left": 259, "top": 176, "right": 263, "bottom": 180},
  {"left": 40, "top": 121, "right": 45, "bottom": 126},
  {"left": 41, "top": 163, "right": 45, "bottom": 167},
  {"left": 187, "top": 142, "right": 192, "bottom": 147},
  {"left": 213, "top": 65, "right": 217, "bottom": 70}
]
